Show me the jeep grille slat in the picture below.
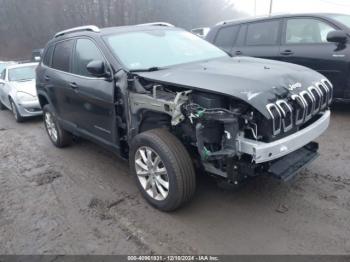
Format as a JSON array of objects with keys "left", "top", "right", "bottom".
[
  {"left": 266, "top": 103, "right": 282, "bottom": 136},
  {"left": 266, "top": 80, "right": 332, "bottom": 137},
  {"left": 276, "top": 100, "right": 293, "bottom": 132},
  {"left": 321, "top": 79, "right": 333, "bottom": 104}
]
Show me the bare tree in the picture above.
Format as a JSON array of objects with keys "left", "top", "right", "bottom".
[{"left": 0, "top": 0, "right": 245, "bottom": 60}]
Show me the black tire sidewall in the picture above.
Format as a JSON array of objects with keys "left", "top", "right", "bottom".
[
  {"left": 130, "top": 133, "right": 182, "bottom": 211},
  {"left": 11, "top": 100, "right": 23, "bottom": 122}
]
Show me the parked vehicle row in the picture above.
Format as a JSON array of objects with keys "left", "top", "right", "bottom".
[
  {"left": 205, "top": 13, "right": 350, "bottom": 101},
  {"left": 33, "top": 22, "right": 332, "bottom": 211}
]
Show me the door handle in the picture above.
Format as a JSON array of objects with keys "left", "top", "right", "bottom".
[
  {"left": 280, "top": 50, "right": 294, "bottom": 56},
  {"left": 69, "top": 82, "right": 78, "bottom": 89},
  {"left": 44, "top": 75, "right": 50, "bottom": 81},
  {"left": 235, "top": 50, "right": 243, "bottom": 55}
]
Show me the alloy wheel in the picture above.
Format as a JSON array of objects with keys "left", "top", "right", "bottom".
[
  {"left": 135, "top": 146, "right": 170, "bottom": 201},
  {"left": 44, "top": 112, "right": 58, "bottom": 142}
]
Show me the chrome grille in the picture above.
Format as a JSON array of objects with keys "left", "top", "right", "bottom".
[
  {"left": 321, "top": 79, "right": 333, "bottom": 104},
  {"left": 291, "top": 94, "right": 306, "bottom": 125},
  {"left": 308, "top": 86, "right": 322, "bottom": 113},
  {"left": 266, "top": 79, "right": 333, "bottom": 136},
  {"left": 300, "top": 90, "right": 314, "bottom": 122},
  {"left": 276, "top": 100, "right": 293, "bottom": 132},
  {"left": 266, "top": 103, "right": 282, "bottom": 136},
  {"left": 316, "top": 82, "right": 328, "bottom": 109}
]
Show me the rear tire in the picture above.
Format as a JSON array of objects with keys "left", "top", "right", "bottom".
[
  {"left": 43, "top": 104, "right": 72, "bottom": 148},
  {"left": 10, "top": 100, "right": 24, "bottom": 123},
  {"left": 129, "top": 129, "right": 196, "bottom": 211}
]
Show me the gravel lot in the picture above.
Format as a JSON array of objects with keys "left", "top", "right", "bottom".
[{"left": 0, "top": 104, "right": 350, "bottom": 255}]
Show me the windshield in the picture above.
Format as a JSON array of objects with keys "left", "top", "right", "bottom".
[
  {"left": 104, "top": 29, "right": 227, "bottom": 71},
  {"left": 8, "top": 65, "right": 36, "bottom": 82},
  {"left": 329, "top": 14, "right": 350, "bottom": 28}
]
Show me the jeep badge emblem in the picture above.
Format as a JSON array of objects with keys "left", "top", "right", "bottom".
[{"left": 288, "top": 82, "right": 302, "bottom": 91}]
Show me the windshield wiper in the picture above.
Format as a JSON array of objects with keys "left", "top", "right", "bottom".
[{"left": 130, "top": 67, "right": 162, "bottom": 72}]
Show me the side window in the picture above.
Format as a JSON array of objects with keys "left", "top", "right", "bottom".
[
  {"left": 214, "top": 26, "right": 240, "bottom": 52},
  {"left": 0, "top": 69, "right": 5, "bottom": 80},
  {"left": 236, "top": 25, "right": 247, "bottom": 46},
  {"left": 73, "top": 39, "right": 105, "bottom": 77},
  {"left": 43, "top": 45, "right": 54, "bottom": 67},
  {"left": 246, "top": 20, "right": 280, "bottom": 46},
  {"left": 285, "top": 18, "right": 336, "bottom": 44},
  {"left": 52, "top": 39, "right": 75, "bottom": 72}
]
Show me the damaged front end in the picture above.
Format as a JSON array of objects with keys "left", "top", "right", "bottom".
[{"left": 125, "top": 74, "right": 331, "bottom": 184}]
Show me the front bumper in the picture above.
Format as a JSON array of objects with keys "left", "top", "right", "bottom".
[
  {"left": 17, "top": 100, "right": 43, "bottom": 117},
  {"left": 237, "top": 110, "right": 330, "bottom": 164}
]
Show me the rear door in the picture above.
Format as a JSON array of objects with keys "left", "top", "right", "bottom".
[
  {"left": 233, "top": 19, "right": 282, "bottom": 60},
  {"left": 49, "top": 39, "right": 78, "bottom": 123},
  {"left": 279, "top": 17, "right": 348, "bottom": 98},
  {"left": 70, "top": 38, "right": 114, "bottom": 142},
  {"left": 212, "top": 25, "right": 240, "bottom": 55}
]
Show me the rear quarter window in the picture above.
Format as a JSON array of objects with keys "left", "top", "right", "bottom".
[
  {"left": 246, "top": 20, "right": 280, "bottom": 46},
  {"left": 52, "top": 39, "right": 75, "bottom": 72},
  {"left": 214, "top": 25, "right": 240, "bottom": 52}
]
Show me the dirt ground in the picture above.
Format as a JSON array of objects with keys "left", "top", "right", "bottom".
[{"left": 0, "top": 104, "right": 350, "bottom": 255}]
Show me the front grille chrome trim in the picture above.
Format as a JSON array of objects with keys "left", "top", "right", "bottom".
[
  {"left": 291, "top": 94, "right": 306, "bottom": 125},
  {"left": 308, "top": 85, "right": 322, "bottom": 113},
  {"left": 300, "top": 91, "right": 314, "bottom": 122},
  {"left": 276, "top": 100, "right": 293, "bottom": 132},
  {"left": 266, "top": 103, "right": 282, "bottom": 136},
  {"left": 321, "top": 79, "right": 333, "bottom": 104},
  {"left": 315, "top": 82, "right": 329, "bottom": 109}
]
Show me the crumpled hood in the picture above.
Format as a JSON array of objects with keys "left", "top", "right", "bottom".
[
  {"left": 135, "top": 56, "right": 327, "bottom": 118},
  {"left": 10, "top": 79, "right": 37, "bottom": 97}
]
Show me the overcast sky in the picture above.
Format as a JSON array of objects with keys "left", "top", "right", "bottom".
[{"left": 233, "top": 0, "right": 350, "bottom": 16}]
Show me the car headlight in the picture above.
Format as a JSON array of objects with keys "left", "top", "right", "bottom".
[{"left": 16, "top": 92, "right": 36, "bottom": 102}]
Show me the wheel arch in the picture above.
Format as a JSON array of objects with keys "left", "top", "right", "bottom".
[
  {"left": 37, "top": 92, "right": 50, "bottom": 108},
  {"left": 137, "top": 109, "right": 172, "bottom": 133}
]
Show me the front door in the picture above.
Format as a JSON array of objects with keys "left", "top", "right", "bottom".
[
  {"left": 279, "top": 17, "right": 348, "bottom": 98},
  {"left": 71, "top": 38, "right": 115, "bottom": 143}
]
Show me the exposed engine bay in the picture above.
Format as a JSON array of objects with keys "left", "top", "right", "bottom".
[{"left": 122, "top": 74, "right": 331, "bottom": 184}]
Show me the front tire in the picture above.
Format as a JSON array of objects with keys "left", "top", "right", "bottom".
[
  {"left": 10, "top": 100, "right": 24, "bottom": 123},
  {"left": 43, "top": 104, "right": 72, "bottom": 148},
  {"left": 130, "top": 129, "right": 196, "bottom": 211}
]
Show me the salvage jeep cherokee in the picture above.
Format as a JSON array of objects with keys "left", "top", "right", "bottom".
[{"left": 36, "top": 23, "right": 332, "bottom": 211}]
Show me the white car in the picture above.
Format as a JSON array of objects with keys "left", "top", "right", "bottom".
[
  {"left": 0, "top": 63, "right": 42, "bottom": 122},
  {"left": 0, "top": 61, "right": 16, "bottom": 72}
]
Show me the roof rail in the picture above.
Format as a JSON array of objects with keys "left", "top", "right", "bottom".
[
  {"left": 216, "top": 13, "right": 291, "bottom": 26},
  {"left": 136, "top": 22, "right": 175, "bottom": 27},
  {"left": 55, "top": 25, "right": 100, "bottom": 38}
]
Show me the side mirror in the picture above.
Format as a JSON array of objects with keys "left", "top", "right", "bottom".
[
  {"left": 327, "top": 30, "right": 348, "bottom": 44},
  {"left": 86, "top": 60, "right": 110, "bottom": 78}
]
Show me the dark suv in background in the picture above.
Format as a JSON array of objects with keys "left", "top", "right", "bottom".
[{"left": 206, "top": 13, "right": 350, "bottom": 101}]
